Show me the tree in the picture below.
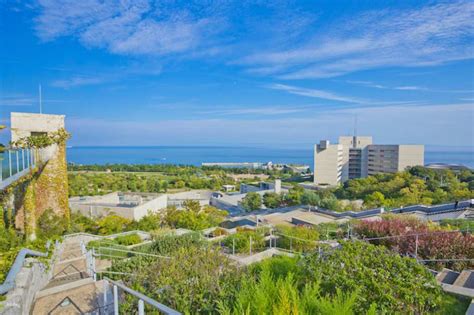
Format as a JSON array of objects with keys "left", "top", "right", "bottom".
[
  {"left": 263, "top": 192, "right": 282, "bottom": 208},
  {"left": 284, "top": 185, "right": 305, "bottom": 205},
  {"left": 363, "top": 191, "right": 385, "bottom": 207},
  {"left": 301, "top": 191, "right": 320, "bottom": 206},
  {"left": 164, "top": 204, "right": 228, "bottom": 231},
  {"left": 241, "top": 192, "right": 262, "bottom": 211},
  {"left": 97, "top": 215, "right": 131, "bottom": 235}
]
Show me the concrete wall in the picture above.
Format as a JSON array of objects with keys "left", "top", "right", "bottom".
[
  {"left": 398, "top": 145, "right": 424, "bottom": 170},
  {"left": 314, "top": 142, "right": 347, "bottom": 186},
  {"left": 70, "top": 194, "right": 168, "bottom": 221},
  {"left": 10, "top": 113, "right": 65, "bottom": 142},
  {"left": 130, "top": 194, "right": 168, "bottom": 220}
]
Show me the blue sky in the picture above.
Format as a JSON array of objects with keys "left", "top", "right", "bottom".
[{"left": 1, "top": 0, "right": 473, "bottom": 148}]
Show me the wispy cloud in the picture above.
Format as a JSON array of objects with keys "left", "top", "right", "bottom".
[
  {"left": 66, "top": 102, "right": 474, "bottom": 147},
  {"left": 346, "top": 80, "right": 387, "bottom": 89},
  {"left": 267, "top": 83, "right": 368, "bottom": 104},
  {"left": 241, "top": 1, "right": 474, "bottom": 79},
  {"left": 394, "top": 86, "right": 428, "bottom": 91},
  {"left": 51, "top": 76, "right": 108, "bottom": 88},
  {"left": 201, "top": 106, "right": 309, "bottom": 116},
  {"left": 34, "top": 1, "right": 225, "bottom": 57},
  {"left": 0, "top": 95, "right": 36, "bottom": 106},
  {"left": 50, "top": 62, "right": 162, "bottom": 89}
]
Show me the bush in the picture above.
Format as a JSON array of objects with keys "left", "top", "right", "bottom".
[
  {"left": 275, "top": 225, "right": 319, "bottom": 252},
  {"left": 164, "top": 204, "right": 228, "bottom": 231},
  {"left": 262, "top": 192, "right": 282, "bottom": 208},
  {"left": 302, "top": 241, "right": 442, "bottom": 314},
  {"left": 224, "top": 230, "right": 265, "bottom": 254},
  {"left": 97, "top": 215, "right": 132, "bottom": 235},
  {"left": 125, "top": 246, "right": 240, "bottom": 314},
  {"left": 115, "top": 233, "right": 142, "bottom": 246},
  {"left": 241, "top": 192, "right": 262, "bottom": 211},
  {"left": 37, "top": 208, "right": 68, "bottom": 238},
  {"left": 132, "top": 212, "right": 162, "bottom": 231},
  {"left": 220, "top": 258, "right": 364, "bottom": 315},
  {"left": 354, "top": 215, "right": 474, "bottom": 271},
  {"left": 151, "top": 233, "right": 206, "bottom": 255},
  {"left": 69, "top": 212, "right": 98, "bottom": 233},
  {"left": 440, "top": 218, "right": 474, "bottom": 231}
]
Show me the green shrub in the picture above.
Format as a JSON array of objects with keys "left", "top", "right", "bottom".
[
  {"left": 115, "top": 233, "right": 142, "bottom": 246},
  {"left": 97, "top": 215, "right": 131, "bottom": 235},
  {"left": 224, "top": 230, "right": 265, "bottom": 254},
  {"left": 275, "top": 225, "right": 319, "bottom": 252},
  {"left": 37, "top": 208, "right": 68, "bottom": 238},
  {"left": 241, "top": 192, "right": 262, "bottom": 211},
  {"left": 151, "top": 233, "right": 205, "bottom": 255},
  {"left": 164, "top": 204, "right": 227, "bottom": 231},
  {"left": 219, "top": 261, "right": 364, "bottom": 315},
  {"left": 302, "top": 241, "right": 442, "bottom": 313}
]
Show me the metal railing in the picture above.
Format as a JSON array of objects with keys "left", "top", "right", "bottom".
[
  {"left": 103, "top": 277, "right": 181, "bottom": 315},
  {"left": 0, "top": 148, "right": 36, "bottom": 190},
  {"left": 0, "top": 241, "right": 51, "bottom": 294}
]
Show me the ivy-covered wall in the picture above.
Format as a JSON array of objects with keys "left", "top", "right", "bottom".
[{"left": 1, "top": 144, "right": 70, "bottom": 240}]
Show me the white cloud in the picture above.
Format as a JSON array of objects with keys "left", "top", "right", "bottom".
[
  {"left": 34, "top": 0, "right": 221, "bottom": 56},
  {"left": 0, "top": 95, "right": 36, "bottom": 106},
  {"left": 241, "top": 1, "right": 474, "bottom": 79},
  {"left": 66, "top": 102, "right": 474, "bottom": 147},
  {"left": 394, "top": 86, "right": 427, "bottom": 91},
  {"left": 267, "top": 83, "right": 368, "bottom": 104},
  {"left": 201, "top": 106, "right": 309, "bottom": 116},
  {"left": 51, "top": 76, "right": 108, "bottom": 88}
]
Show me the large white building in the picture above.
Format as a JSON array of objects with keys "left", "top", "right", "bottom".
[{"left": 314, "top": 136, "right": 424, "bottom": 186}]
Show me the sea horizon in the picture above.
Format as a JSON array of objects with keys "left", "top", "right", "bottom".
[{"left": 67, "top": 145, "right": 474, "bottom": 169}]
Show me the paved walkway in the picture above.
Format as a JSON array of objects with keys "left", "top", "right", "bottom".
[{"left": 31, "top": 238, "right": 111, "bottom": 314}]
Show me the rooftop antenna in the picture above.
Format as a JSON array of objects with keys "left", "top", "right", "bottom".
[
  {"left": 353, "top": 114, "right": 358, "bottom": 137},
  {"left": 39, "top": 84, "right": 42, "bottom": 114},
  {"left": 353, "top": 114, "right": 358, "bottom": 148}
]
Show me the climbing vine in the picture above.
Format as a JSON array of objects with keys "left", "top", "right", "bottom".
[{"left": 10, "top": 128, "right": 70, "bottom": 148}]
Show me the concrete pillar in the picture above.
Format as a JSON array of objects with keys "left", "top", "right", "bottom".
[{"left": 274, "top": 179, "right": 281, "bottom": 194}]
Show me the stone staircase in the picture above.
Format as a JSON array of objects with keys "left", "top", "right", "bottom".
[
  {"left": 435, "top": 268, "right": 474, "bottom": 298},
  {"left": 31, "top": 239, "right": 111, "bottom": 315}
]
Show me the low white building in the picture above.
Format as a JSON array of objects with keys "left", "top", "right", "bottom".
[{"left": 69, "top": 192, "right": 168, "bottom": 221}]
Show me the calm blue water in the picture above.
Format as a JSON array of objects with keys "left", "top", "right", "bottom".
[{"left": 67, "top": 146, "right": 474, "bottom": 169}]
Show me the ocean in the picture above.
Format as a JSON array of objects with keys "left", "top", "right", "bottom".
[{"left": 66, "top": 146, "right": 474, "bottom": 169}]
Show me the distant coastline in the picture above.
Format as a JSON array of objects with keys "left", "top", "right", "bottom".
[{"left": 66, "top": 146, "right": 474, "bottom": 169}]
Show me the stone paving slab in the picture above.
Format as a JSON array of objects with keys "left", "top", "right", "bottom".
[{"left": 32, "top": 281, "right": 105, "bottom": 315}]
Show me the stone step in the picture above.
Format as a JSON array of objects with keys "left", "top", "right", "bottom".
[
  {"left": 453, "top": 270, "right": 474, "bottom": 289},
  {"left": 43, "top": 271, "right": 90, "bottom": 290},
  {"left": 33, "top": 280, "right": 108, "bottom": 315},
  {"left": 59, "top": 249, "right": 84, "bottom": 261},
  {"left": 53, "top": 258, "right": 88, "bottom": 276},
  {"left": 435, "top": 268, "right": 460, "bottom": 285}
]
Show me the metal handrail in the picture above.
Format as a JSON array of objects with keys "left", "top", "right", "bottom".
[
  {"left": 0, "top": 245, "right": 49, "bottom": 294},
  {"left": 103, "top": 277, "right": 181, "bottom": 315},
  {"left": 0, "top": 148, "right": 37, "bottom": 190},
  {"left": 64, "top": 230, "right": 151, "bottom": 240}
]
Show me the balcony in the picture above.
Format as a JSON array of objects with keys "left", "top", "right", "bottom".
[{"left": 0, "top": 148, "right": 36, "bottom": 190}]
